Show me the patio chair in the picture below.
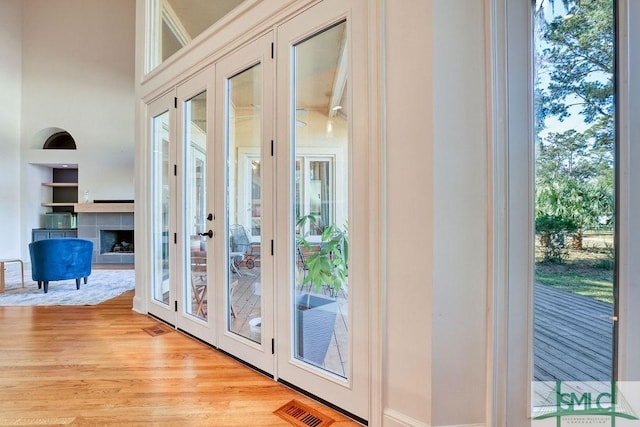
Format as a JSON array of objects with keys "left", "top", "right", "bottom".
[
  {"left": 229, "top": 224, "right": 259, "bottom": 273},
  {"left": 190, "top": 250, "right": 207, "bottom": 317}
]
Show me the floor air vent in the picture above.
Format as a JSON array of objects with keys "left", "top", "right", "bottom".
[
  {"left": 142, "top": 323, "right": 173, "bottom": 337},
  {"left": 274, "top": 399, "right": 334, "bottom": 427}
]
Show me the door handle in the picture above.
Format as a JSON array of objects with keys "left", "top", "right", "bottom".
[{"left": 199, "top": 230, "right": 213, "bottom": 238}]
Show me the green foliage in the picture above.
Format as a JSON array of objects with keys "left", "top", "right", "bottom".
[
  {"left": 534, "top": 0, "right": 615, "bottom": 247},
  {"left": 593, "top": 242, "right": 615, "bottom": 270},
  {"left": 536, "top": 0, "right": 614, "bottom": 129},
  {"left": 535, "top": 214, "right": 577, "bottom": 263},
  {"left": 296, "top": 215, "right": 348, "bottom": 295},
  {"left": 535, "top": 214, "right": 577, "bottom": 235},
  {"left": 536, "top": 176, "right": 613, "bottom": 231}
]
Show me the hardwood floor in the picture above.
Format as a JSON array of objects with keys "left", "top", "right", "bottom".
[{"left": 0, "top": 291, "right": 360, "bottom": 426}]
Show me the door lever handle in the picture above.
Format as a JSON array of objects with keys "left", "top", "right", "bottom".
[{"left": 199, "top": 230, "right": 213, "bottom": 238}]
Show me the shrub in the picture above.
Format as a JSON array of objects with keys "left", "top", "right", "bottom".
[{"left": 535, "top": 214, "right": 577, "bottom": 263}]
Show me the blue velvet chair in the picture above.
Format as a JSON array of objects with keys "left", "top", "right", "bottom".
[{"left": 28, "top": 238, "right": 93, "bottom": 293}]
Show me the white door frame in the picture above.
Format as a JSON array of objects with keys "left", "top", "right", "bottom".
[
  {"left": 214, "top": 32, "right": 275, "bottom": 375},
  {"left": 275, "top": 0, "right": 370, "bottom": 420},
  {"left": 175, "top": 68, "right": 216, "bottom": 342},
  {"left": 489, "top": 1, "right": 640, "bottom": 424},
  {"left": 146, "top": 90, "right": 178, "bottom": 325}
]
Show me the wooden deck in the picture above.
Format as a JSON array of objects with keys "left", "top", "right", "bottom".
[
  {"left": 229, "top": 265, "right": 349, "bottom": 377},
  {"left": 198, "top": 267, "right": 615, "bottom": 382},
  {"left": 534, "top": 283, "right": 614, "bottom": 381}
]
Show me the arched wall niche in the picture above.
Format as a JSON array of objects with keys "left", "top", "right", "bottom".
[{"left": 31, "top": 127, "right": 77, "bottom": 150}]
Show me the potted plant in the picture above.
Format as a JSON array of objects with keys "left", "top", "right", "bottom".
[{"left": 295, "top": 215, "right": 348, "bottom": 366}]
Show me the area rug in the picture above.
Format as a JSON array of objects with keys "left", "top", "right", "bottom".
[{"left": 0, "top": 267, "right": 135, "bottom": 306}]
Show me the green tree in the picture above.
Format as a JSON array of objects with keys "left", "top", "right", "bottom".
[
  {"left": 536, "top": 0, "right": 614, "bottom": 132},
  {"left": 534, "top": 0, "right": 614, "bottom": 249}
]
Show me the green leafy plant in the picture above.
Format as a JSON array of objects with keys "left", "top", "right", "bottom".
[
  {"left": 535, "top": 214, "right": 577, "bottom": 263},
  {"left": 296, "top": 215, "right": 348, "bottom": 296}
]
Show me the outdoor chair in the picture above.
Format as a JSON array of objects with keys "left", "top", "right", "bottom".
[
  {"left": 190, "top": 250, "right": 207, "bottom": 317},
  {"left": 229, "top": 224, "right": 259, "bottom": 273}
]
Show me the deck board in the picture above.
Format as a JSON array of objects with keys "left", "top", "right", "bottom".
[{"left": 534, "top": 283, "right": 614, "bottom": 381}]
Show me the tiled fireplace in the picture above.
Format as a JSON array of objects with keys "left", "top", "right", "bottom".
[{"left": 77, "top": 212, "right": 134, "bottom": 265}]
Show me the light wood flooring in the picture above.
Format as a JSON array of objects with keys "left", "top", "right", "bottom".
[{"left": 0, "top": 290, "right": 360, "bottom": 426}]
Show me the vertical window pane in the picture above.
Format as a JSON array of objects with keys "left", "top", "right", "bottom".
[
  {"left": 152, "top": 110, "right": 171, "bottom": 305},
  {"left": 227, "top": 64, "right": 262, "bottom": 343},
  {"left": 293, "top": 21, "right": 349, "bottom": 378},
  {"left": 184, "top": 91, "right": 208, "bottom": 320},
  {"left": 250, "top": 159, "right": 261, "bottom": 237},
  {"left": 308, "top": 160, "right": 332, "bottom": 236},
  {"left": 533, "top": 0, "right": 615, "bottom": 410}
]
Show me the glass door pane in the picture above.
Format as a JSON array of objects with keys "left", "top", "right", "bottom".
[
  {"left": 227, "top": 64, "right": 263, "bottom": 343},
  {"left": 216, "top": 31, "right": 273, "bottom": 375},
  {"left": 184, "top": 91, "right": 209, "bottom": 320},
  {"left": 250, "top": 158, "right": 261, "bottom": 240},
  {"left": 293, "top": 21, "right": 349, "bottom": 377},
  {"left": 151, "top": 109, "right": 171, "bottom": 306},
  {"left": 277, "top": 1, "right": 367, "bottom": 418},
  {"left": 532, "top": 0, "right": 616, "bottom": 413}
]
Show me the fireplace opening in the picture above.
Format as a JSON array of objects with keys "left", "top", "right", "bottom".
[{"left": 100, "top": 230, "right": 134, "bottom": 254}]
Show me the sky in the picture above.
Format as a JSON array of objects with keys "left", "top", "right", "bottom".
[{"left": 535, "top": 0, "right": 595, "bottom": 140}]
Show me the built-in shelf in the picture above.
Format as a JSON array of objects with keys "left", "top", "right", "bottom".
[
  {"left": 42, "top": 182, "right": 78, "bottom": 188},
  {"left": 41, "top": 202, "right": 76, "bottom": 207},
  {"left": 41, "top": 168, "right": 78, "bottom": 213},
  {"left": 73, "top": 203, "right": 134, "bottom": 213}
]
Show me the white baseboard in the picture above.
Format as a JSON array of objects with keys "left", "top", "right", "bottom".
[
  {"left": 382, "top": 410, "right": 485, "bottom": 427},
  {"left": 383, "top": 409, "right": 429, "bottom": 427},
  {"left": 132, "top": 294, "right": 145, "bottom": 314}
]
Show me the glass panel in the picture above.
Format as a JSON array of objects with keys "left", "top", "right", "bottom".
[
  {"left": 308, "top": 160, "right": 332, "bottom": 236},
  {"left": 250, "top": 159, "right": 261, "bottom": 238},
  {"left": 293, "top": 21, "right": 349, "bottom": 378},
  {"left": 148, "top": 0, "right": 247, "bottom": 72},
  {"left": 532, "top": 0, "right": 615, "bottom": 413},
  {"left": 295, "top": 159, "right": 302, "bottom": 226},
  {"left": 184, "top": 91, "right": 208, "bottom": 320},
  {"left": 151, "top": 110, "right": 171, "bottom": 305},
  {"left": 227, "top": 63, "right": 262, "bottom": 343}
]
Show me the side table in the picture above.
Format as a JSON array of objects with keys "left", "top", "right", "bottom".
[{"left": 0, "top": 259, "right": 25, "bottom": 293}]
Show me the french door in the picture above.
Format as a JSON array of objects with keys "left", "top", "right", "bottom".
[
  {"left": 148, "top": 91, "right": 177, "bottom": 323},
  {"left": 147, "top": 71, "right": 216, "bottom": 343},
  {"left": 275, "top": 0, "right": 369, "bottom": 420},
  {"left": 213, "top": 33, "right": 275, "bottom": 374},
  {"left": 146, "top": 0, "right": 370, "bottom": 420},
  {"left": 175, "top": 70, "right": 215, "bottom": 341}
]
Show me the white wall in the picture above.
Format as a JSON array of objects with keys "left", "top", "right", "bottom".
[
  {"left": 431, "top": 0, "right": 488, "bottom": 425},
  {"left": 383, "top": 1, "right": 433, "bottom": 425},
  {"left": 0, "top": 0, "right": 22, "bottom": 259},
  {"left": 19, "top": 0, "right": 136, "bottom": 257},
  {"left": 384, "top": 1, "right": 489, "bottom": 426}
]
